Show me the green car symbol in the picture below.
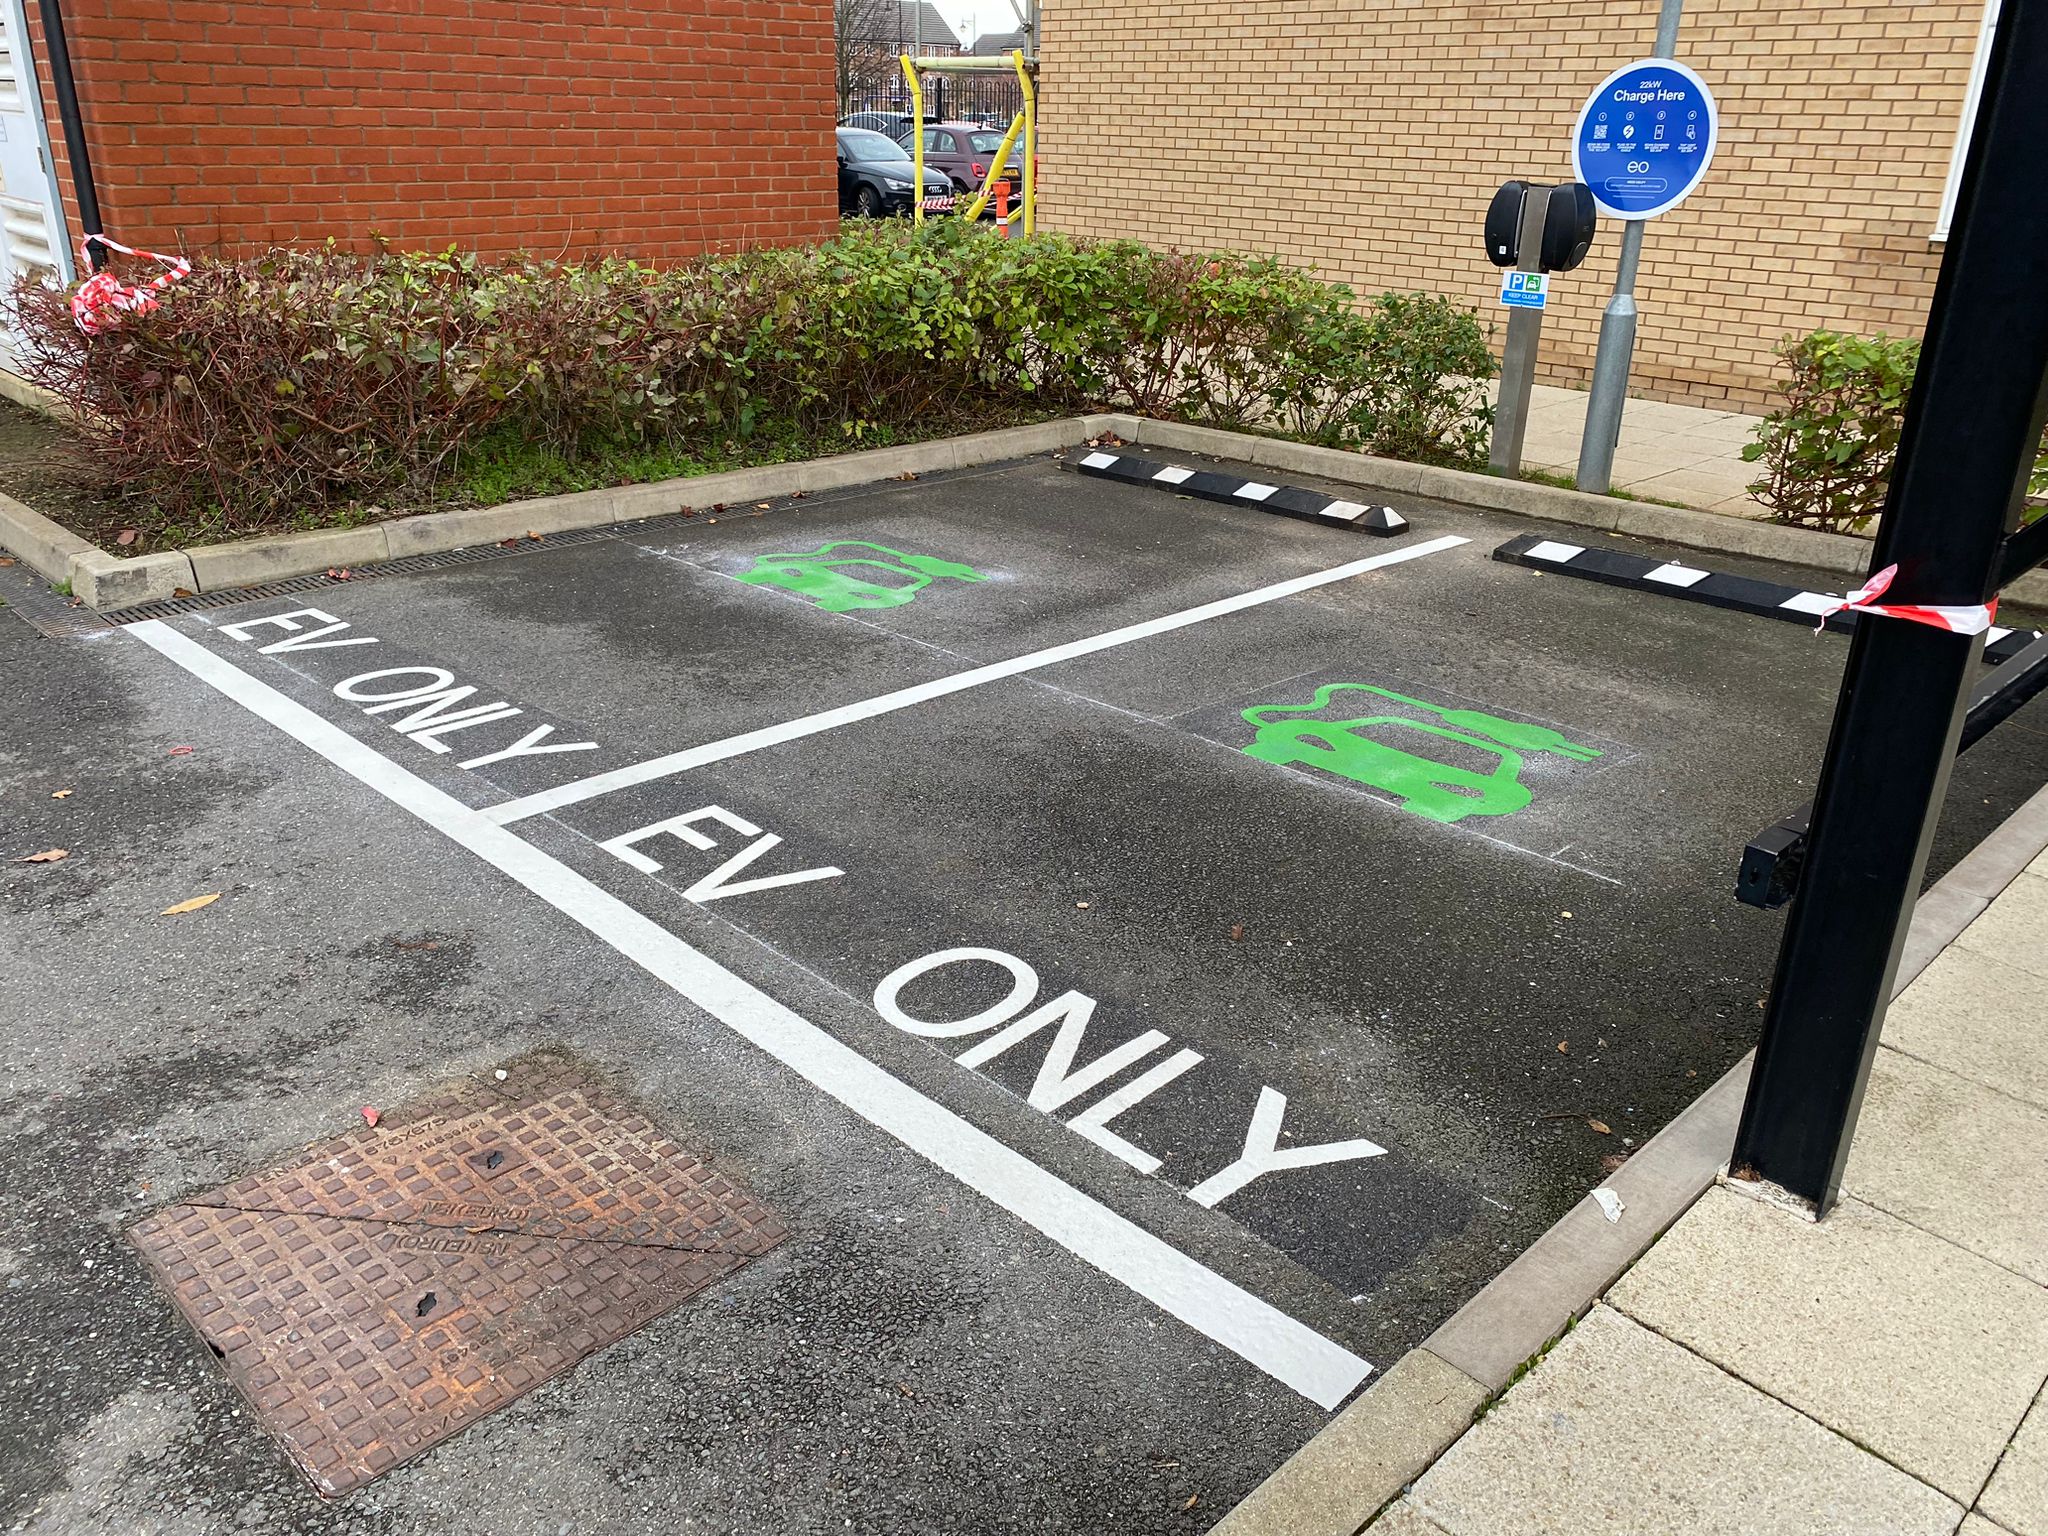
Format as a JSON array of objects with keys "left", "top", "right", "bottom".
[
  {"left": 1241, "top": 684, "right": 1600, "bottom": 823},
  {"left": 737, "top": 540, "right": 986, "bottom": 612}
]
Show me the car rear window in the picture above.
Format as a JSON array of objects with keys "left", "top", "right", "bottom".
[
  {"left": 839, "top": 129, "right": 910, "bottom": 162},
  {"left": 968, "top": 133, "right": 1014, "bottom": 154}
]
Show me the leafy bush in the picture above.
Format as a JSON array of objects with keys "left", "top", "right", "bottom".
[
  {"left": 1744, "top": 329, "right": 2048, "bottom": 532},
  {"left": 12, "top": 227, "right": 1496, "bottom": 537}
]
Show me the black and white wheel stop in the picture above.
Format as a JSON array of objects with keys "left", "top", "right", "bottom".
[
  {"left": 1073, "top": 450, "right": 1410, "bottom": 536},
  {"left": 1494, "top": 532, "right": 2044, "bottom": 664}
]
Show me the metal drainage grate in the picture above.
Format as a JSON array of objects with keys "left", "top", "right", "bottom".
[
  {"left": 129, "top": 1051, "right": 787, "bottom": 1496},
  {"left": 110, "top": 523, "right": 626, "bottom": 625}
]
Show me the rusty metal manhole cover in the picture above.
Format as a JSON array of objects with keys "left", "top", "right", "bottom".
[{"left": 130, "top": 1053, "right": 786, "bottom": 1496}]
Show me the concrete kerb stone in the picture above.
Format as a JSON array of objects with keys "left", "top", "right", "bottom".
[
  {"left": 0, "top": 487, "right": 95, "bottom": 585},
  {"left": 1209, "top": 1349, "right": 1488, "bottom": 1536},
  {"left": 380, "top": 491, "right": 623, "bottom": 559},
  {"left": 68, "top": 548, "right": 195, "bottom": 610},
  {"left": 1423, "top": 1053, "right": 1755, "bottom": 1394},
  {"left": 183, "top": 524, "right": 394, "bottom": 591},
  {"left": 185, "top": 417, "right": 1124, "bottom": 596},
  {"left": 1215, "top": 781, "right": 2048, "bottom": 1532},
  {"left": 18, "top": 404, "right": 2041, "bottom": 614}
]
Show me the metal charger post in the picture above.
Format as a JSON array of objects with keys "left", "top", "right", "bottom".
[
  {"left": 1489, "top": 191, "right": 1553, "bottom": 474},
  {"left": 1577, "top": 0, "right": 1685, "bottom": 493},
  {"left": 1727, "top": 0, "right": 2048, "bottom": 1211}
]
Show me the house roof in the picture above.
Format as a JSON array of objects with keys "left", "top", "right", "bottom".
[
  {"left": 968, "top": 28, "right": 1027, "bottom": 55},
  {"left": 897, "top": 2, "right": 961, "bottom": 50}
]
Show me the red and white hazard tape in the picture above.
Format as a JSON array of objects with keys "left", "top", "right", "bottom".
[
  {"left": 70, "top": 235, "right": 190, "bottom": 335},
  {"left": 1812, "top": 563, "right": 1998, "bottom": 636}
]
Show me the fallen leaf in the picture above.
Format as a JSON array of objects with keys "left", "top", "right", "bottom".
[
  {"left": 66, "top": 596, "right": 83, "bottom": 607},
  {"left": 360, "top": 1105, "right": 382, "bottom": 1128},
  {"left": 755, "top": 501, "right": 772, "bottom": 510},
  {"left": 168, "top": 745, "right": 194, "bottom": 756},
  {"left": 172, "top": 586, "right": 193, "bottom": 597},
  {"left": 1229, "top": 924, "right": 1244, "bottom": 941},
  {"left": 1587, "top": 1119, "right": 1611, "bottom": 1135},
  {"left": 895, "top": 1381, "right": 916, "bottom": 1398},
  {"left": 0, "top": 555, "right": 13, "bottom": 565},
  {"left": 707, "top": 518, "right": 718, "bottom": 525},
  {"left": 325, "top": 567, "right": 352, "bottom": 580},
  {"left": 1557, "top": 1040, "right": 1568, "bottom": 1053},
  {"left": 1075, "top": 901, "right": 1090, "bottom": 910},
  {"left": 50, "top": 789, "right": 72, "bottom": 799},
  {"left": 1183, "top": 1494, "right": 1200, "bottom": 1511},
  {"left": 526, "top": 531, "right": 543, "bottom": 541},
  {"left": 114, "top": 528, "right": 138, "bottom": 546},
  {"left": 1600, "top": 1152, "right": 1631, "bottom": 1175},
  {"left": 17, "top": 848, "right": 68, "bottom": 863},
  {"left": 160, "top": 893, "right": 220, "bottom": 915},
  {"left": 893, "top": 471, "right": 919, "bottom": 481},
  {"left": 1560, "top": 910, "right": 1573, "bottom": 919},
  {"left": 790, "top": 490, "right": 809, "bottom": 500}
]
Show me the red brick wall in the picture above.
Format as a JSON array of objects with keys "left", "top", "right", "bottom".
[{"left": 28, "top": 0, "right": 837, "bottom": 264}]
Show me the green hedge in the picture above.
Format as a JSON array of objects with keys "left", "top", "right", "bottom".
[
  {"left": 1744, "top": 329, "right": 2048, "bottom": 532},
  {"left": 12, "top": 224, "right": 1495, "bottom": 540}
]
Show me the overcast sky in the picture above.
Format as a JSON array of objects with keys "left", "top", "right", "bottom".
[{"left": 942, "top": 0, "right": 1029, "bottom": 46}]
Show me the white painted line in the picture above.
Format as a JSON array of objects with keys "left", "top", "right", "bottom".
[
  {"left": 1152, "top": 465, "right": 1194, "bottom": 485},
  {"left": 1644, "top": 562, "right": 1711, "bottom": 589},
  {"left": 480, "top": 536, "right": 1470, "bottom": 825},
  {"left": 1080, "top": 451, "right": 1119, "bottom": 470},
  {"left": 129, "top": 619, "right": 1375, "bottom": 1411},
  {"left": 1523, "top": 540, "right": 1585, "bottom": 564},
  {"left": 1235, "top": 483, "right": 1279, "bottom": 502},
  {"left": 1777, "top": 591, "right": 1836, "bottom": 617}
]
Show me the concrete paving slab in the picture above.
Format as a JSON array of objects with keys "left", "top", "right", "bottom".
[
  {"left": 1424, "top": 1057, "right": 1750, "bottom": 1392},
  {"left": 1946, "top": 786, "right": 2048, "bottom": 902},
  {"left": 1880, "top": 944, "right": 2048, "bottom": 1111},
  {"left": 1962, "top": 1516, "right": 2024, "bottom": 1536},
  {"left": 1956, "top": 871, "right": 2048, "bottom": 982},
  {"left": 1365, "top": 1501, "right": 1456, "bottom": 1535},
  {"left": 1981, "top": 1387, "right": 2048, "bottom": 1536},
  {"left": 1898, "top": 882, "right": 1992, "bottom": 992},
  {"left": 1847, "top": 1048, "right": 2048, "bottom": 1286},
  {"left": 1212, "top": 1349, "right": 1486, "bottom": 1536},
  {"left": 1408, "top": 1305, "right": 1961, "bottom": 1536},
  {"left": 1608, "top": 1186, "right": 2048, "bottom": 1503},
  {"left": 1623, "top": 468, "right": 1761, "bottom": 510}
]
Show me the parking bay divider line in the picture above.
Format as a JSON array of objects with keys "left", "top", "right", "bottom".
[
  {"left": 478, "top": 536, "right": 1472, "bottom": 826},
  {"left": 128, "top": 618, "right": 1376, "bottom": 1411}
]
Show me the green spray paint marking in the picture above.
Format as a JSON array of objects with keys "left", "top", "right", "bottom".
[
  {"left": 1241, "top": 683, "right": 1600, "bottom": 823},
  {"left": 738, "top": 541, "right": 986, "bottom": 612}
]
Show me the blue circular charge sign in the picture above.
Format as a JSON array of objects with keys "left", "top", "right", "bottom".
[{"left": 1572, "top": 58, "right": 1718, "bottom": 221}]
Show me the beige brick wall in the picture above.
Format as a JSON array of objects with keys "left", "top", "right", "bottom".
[{"left": 1038, "top": 0, "right": 1983, "bottom": 410}]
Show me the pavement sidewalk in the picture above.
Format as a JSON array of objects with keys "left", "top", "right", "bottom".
[
  {"left": 1495, "top": 381, "right": 1767, "bottom": 516},
  {"left": 1363, "top": 841, "right": 2048, "bottom": 1536}
]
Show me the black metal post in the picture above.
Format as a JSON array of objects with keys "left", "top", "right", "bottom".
[
  {"left": 35, "top": 0, "right": 104, "bottom": 271},
  {"left": 1728, "top": 0, "right": 2048, "bottom": 1212}
]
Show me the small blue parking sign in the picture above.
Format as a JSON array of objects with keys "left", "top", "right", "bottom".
[
  {"left": 1499, "top": 271, "right": 1550, "bottom": 309},
  {"left": 1573, "top": 58, "right": 1718, "bottom": 221}
]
